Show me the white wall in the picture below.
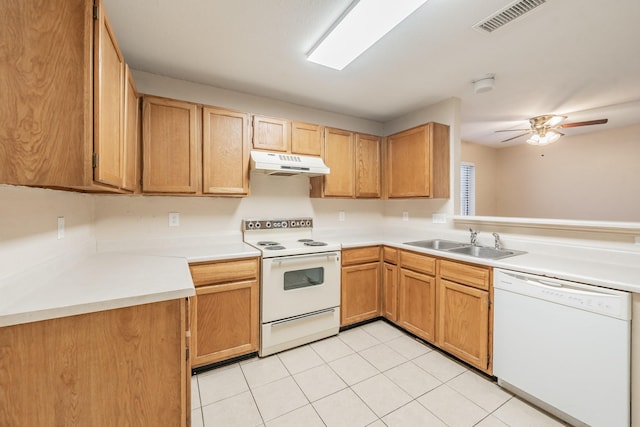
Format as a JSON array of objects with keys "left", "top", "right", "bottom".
[
  {"left": 463, "top": 124, "right": 640, "bottom": 221},
  {"left": 133, "top": 71, "right": 385, "bottom": 136},
  {"left": 0, "top": 185, "right": 95, "bottom": 278}
]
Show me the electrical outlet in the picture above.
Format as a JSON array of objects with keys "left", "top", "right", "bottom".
[
  {"left": 402, "top": 211, "right": 409, "bottom": 221},
  {"left": 635, "top": 236, "right": 640, "bottom": 245},
  {"left": 168, "top": 212, "right": 180, "bottom": 227},
  {"left": 432, "top": 213, "right": 447, "bottom": 224},
  {"left": 338, "top": 211, "right": 345, "bottom": 222},
  {"left": 57, "top": 216, "right": 65, "bottom": 239}
]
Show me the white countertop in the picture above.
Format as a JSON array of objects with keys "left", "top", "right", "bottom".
[
  {"left": 331, "top": 230, "right": 640, "bottom": 294},
  {"left": 2, "top": 229, "right": 638, "bottom": 328}
]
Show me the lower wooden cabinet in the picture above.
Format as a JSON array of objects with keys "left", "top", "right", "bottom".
[
  {"left": 0, "top": 300, "right": 189, "bottom": 427},
  {"left": 398, "top": 267, "right": 437, "bottom": 343},
  {"left": 437, "top": 259, "right": 492, "bottom": 372},
  {"left": 341, "top": 246, "right": 381, "bottom": 326},
  {"left": 189, "top": 258, "right": 259, "bottom": 367},
  {"left": 382, "top": 262, "right": 398, "bottom": 322}
]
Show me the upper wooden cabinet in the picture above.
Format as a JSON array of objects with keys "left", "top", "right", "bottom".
[
  {"left": 355, "top": 133, "right": 382, "bottom": 198},
  {"left": 122, "top": 65, "right": 140, "bottom": 192},
  {"left": 202, "top": 107, "right": 250, "bottom": 196},
  {"left": 0, "top": 0, "right": 138, "bottom": 192},
  {"left": 252, "top": 115, "right": 290, "bottom": 153},
  {"left": 142, "top": 95, "right": 250, "bottom": 197},
  {"left": 310, "top": 129, "right": 381, "bottom": 199},
  {"left": 142, "top": 96, "right": 199, "bottom": 194},
  {"left": 385, "top": 122, "right": 450, "bottom": 198},
  {"left": 291, "top": 121, "right": 323, "bottom": 156}
]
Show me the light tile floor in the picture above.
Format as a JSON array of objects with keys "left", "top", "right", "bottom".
[{"left": 191, "top": 320, "right": 568, "bottom": 427}]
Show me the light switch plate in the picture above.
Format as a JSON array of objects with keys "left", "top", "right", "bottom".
[
  {"left": 635, "top": 236, "right": 640, "bottom": 245},
  {"left": 402, "top": 211, "right": 409, "bottom": 221},
  {"left": 168, "top": 212, "right": 180, "bottom": 227},
  {"left": 338, "top": 211, "right": 345, "bottom": 222}
]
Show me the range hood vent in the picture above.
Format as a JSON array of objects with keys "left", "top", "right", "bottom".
[
  {"left": 250, "top": 151, "right": 330, "bottom": 177},
  {"left": 474, "top": 0, "right": 546, "bottom": 33}
]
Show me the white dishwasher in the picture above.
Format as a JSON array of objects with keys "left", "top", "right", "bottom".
[{"left": 493, "top": 269, "right": 631, "bottom": 427}]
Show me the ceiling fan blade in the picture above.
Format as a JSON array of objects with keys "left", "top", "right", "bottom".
[
  {"left": 500, "top": 131, "right": 531, "bottom": 143},
  {"left": 558, "top": 119, "right": 608, "bottom": 128},
  {"left": 495, "top": 128, "right": 531, "bottom": 132}
]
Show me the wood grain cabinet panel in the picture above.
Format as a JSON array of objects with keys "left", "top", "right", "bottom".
[
  {"left": 93, "top": 3, "right": 125, "bottom": 188},
  {"left": 437, "top": 278, "right": 489, "bottom": 371},
  {"left": 202, "top": 107, "right": 250, "bottom": 196},
  {"left": 355, "top": 133, "right": 381, "bottom": 198},
  {"left": 341, "top": 261, "right": 381, "bottom": 326},
  {"left": 386, "top": 122, "right": 450, "bottom": 198},
  {"left": 342, "top": 245, "right": 380, "bottom": 265},
  {"left": 291, "top": 121, "right": 323, "bottom": 156},
  {"left": 382, "top": 261, "right": 399, "bottom": 322},
  {"left": 252, "top": 115, "right": 290, "bottom": 152},
  {"left": 142, "top": 96, "right": 199, "bottom": 193},
  {"left": 0, "top": 0, "right": 138, "bottom": 192},
  {"left": 398, "top": 268, "right": 436, "bottom": 343},
  {"left": 0, "top": 300, "right": 189, "bottom": 427},
  {"left": 322, "top": 128, "right": 355, "bottom": 197},
  {"left": 189, "top": 258, "right": 260, "bottom": 367},
  {"left": 122, "top": 64, "right": 139, "bottom": 191}
]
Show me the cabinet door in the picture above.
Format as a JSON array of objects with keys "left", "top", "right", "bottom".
[
  {"left": 386, "top": 125, "right": 430, "bottom": 198},
  {"left": 382, "top": 262, "right": 398, "bottom": 322},
  {"left": 142, "top": 96, "right": 199, "bottom": 193},
  {"left": 437, "top": 279, "right": 489, "bottom": 371},
  {"left": 252, "top": 115, "right": 290, "bottom": 152},
  {"left": 202, "top": 107, "right": 249, "bottom": 196},
  {"left": 93, "top": 0, "right": 125, "bottom": 188},
  {"left": 291, "top": 121, "right": 322, "bottom": 156},
  {"left": 341, "top": 262, "right": 381, "bottom": 326},
  {"left": 323, "top": 128, "right": 355, "bottom": 197},
  {"left": 191, "top": 280, "right": 259, "bottom": 367},
  {"left": 398, "top": 268, "right": 436, "bottom": 342},
  {"left": 122, "top": 64, "right": 139, "bottom": 191},
  {"left": 355, "top": 133, "right": 381, "bottom": 198}
]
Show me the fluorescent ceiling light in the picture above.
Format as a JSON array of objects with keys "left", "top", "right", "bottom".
[{"left": 307, "top": 0, "right": 429, "bottom": 70}]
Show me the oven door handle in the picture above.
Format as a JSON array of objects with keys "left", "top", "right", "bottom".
[
  {"left": 272, "top": 252, "right": 339, "bottom": 265},
  {"left": 270, "top": 308, "right": 336, "bottom": 328}
]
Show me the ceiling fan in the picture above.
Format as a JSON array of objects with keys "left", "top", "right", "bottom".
[{"left": 496, "top": 114, "right": 609, "bottom": 145}]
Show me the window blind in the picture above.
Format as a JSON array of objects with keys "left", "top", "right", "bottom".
[{"left": 460, "top": 163, "right": 476, "bottom": 216}]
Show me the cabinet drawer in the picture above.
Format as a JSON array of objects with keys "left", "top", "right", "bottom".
[
  {"left": 190, "top": 258, "right": 259, "bottom": 287},
  {"left": 342, "top": 246, "right": 380, "bottom": 266},
  {"left": 382, "top": 246, "right": 398, "bottom": 264},
  {"left": 400, "top": 250, "right": 436, "bottom": 275},
  {"left": 439, "top": 260, "right": 490, "bottom": 290}
]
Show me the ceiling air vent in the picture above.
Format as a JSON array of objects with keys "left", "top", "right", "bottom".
[{"left": 474, "top": 0, "right": 547, "bottom": 33}]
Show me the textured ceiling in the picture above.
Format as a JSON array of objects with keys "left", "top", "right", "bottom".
[{"left": 104, "top": 0, "right": 640, "bottom": 146}]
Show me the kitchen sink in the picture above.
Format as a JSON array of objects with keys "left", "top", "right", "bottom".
[
  {"left": 446, "top": 245, "right": 526, "bottom": 260},
  {"left": 404, "top": 239, "right": 469, "bottom": 250},
  {"left": 404, "top": 239, "right": 526, "bottom": 260}
]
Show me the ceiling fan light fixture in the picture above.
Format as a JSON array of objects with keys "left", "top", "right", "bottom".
[
  {"left": 544, "top": 115, "right": 567, "bottom": 127},
  {"left": 306, "top": 0, "right": 429, "bottom": 70},
  {"left": 526, "top": 129, "right": 561, "bottom": 146}
]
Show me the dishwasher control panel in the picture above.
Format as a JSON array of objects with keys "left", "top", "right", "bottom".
[{"left": 493, "top": 269, "right": 631, "bottom": 320}]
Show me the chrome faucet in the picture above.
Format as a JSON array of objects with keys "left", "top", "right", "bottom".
[
  {"left": 492, "top": 232, "right": 502, "bottom": 250},
  {"left": 469, "top": 228, "right": 479, "bottom": 246}
]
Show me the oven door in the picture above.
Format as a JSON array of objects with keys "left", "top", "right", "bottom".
[{"left": 261, "top": 251, "right": 340, "bottom": 323}]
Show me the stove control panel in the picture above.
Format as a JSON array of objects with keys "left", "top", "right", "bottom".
[{"left": 243, "top": 218, "right": 313, "bottom": 231}]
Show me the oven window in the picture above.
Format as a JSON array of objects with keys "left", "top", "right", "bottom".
[{"left": 283, "top": 267, "right": 324, "bottom": 291}]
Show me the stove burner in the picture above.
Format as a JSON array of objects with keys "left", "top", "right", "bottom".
[
  {"left": 304, "top": 241, "right": 327, "bottom": 247},
  {"left": 297, "top": 239, "right": 314, "bottom": 242},
  {"left": 258, "top": 241, "right": 280, "bottom": 246},
  {"left": 264, "top": 245, "right": 286, "bottom": 250}
]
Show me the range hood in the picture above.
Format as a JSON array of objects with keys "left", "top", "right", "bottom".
[{"left": 250, "top": 151, "right": 330, "bottom": 177}]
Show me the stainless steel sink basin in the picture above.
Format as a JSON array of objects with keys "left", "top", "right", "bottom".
[
  {"left": 446, "top": 245, "right": 526, "bottom": 260},
  {"left": 404, "top": 239, "right": 469, "bottom": 250}
]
